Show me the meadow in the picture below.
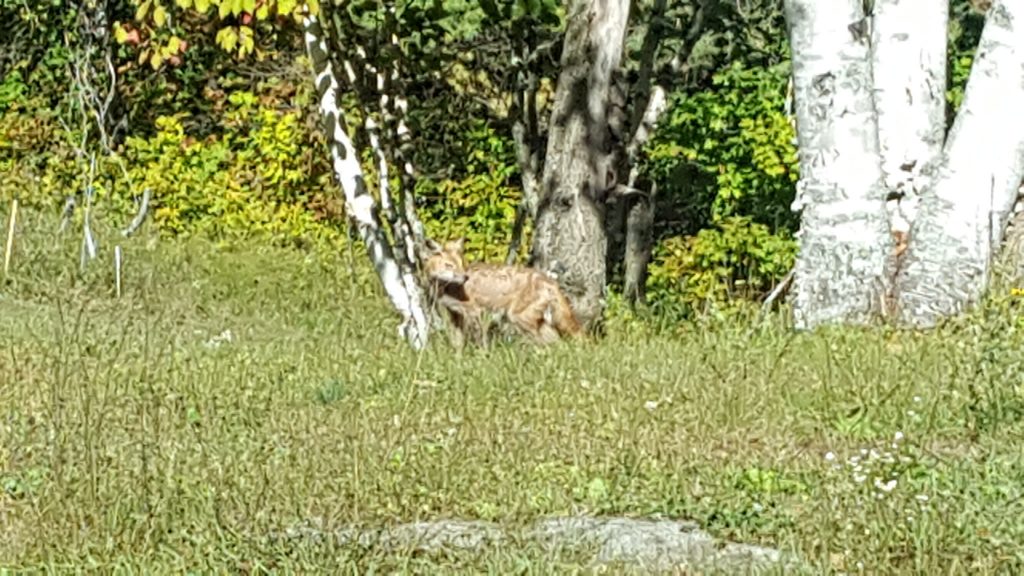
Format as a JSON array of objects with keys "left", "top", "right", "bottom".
[{"left": 3, "top": 209, "right": 1024, "bottom": 573}]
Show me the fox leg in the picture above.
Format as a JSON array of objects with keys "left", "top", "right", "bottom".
[
  {"left": 546, "top": 294, "right": 583, "bottom": 338},
  {"left": 509, "top": 301, "right": 560, "bottom": 345},
  {"left": 446, "top": 309, "right": 468, "bottom": 351}
]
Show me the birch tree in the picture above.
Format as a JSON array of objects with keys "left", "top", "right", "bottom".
[
  {"left": 894, "top": 1, "right": 1024, "bottom": 327},
  {"left": 783, "top": 0, "right": 894, "bottom": 330},
  {"left": 784, "top": 0, "right": 1024, "bottom": 330},
  {"left": 301, "top": 6, "right": 432, "bottom": 349},
  {"left": 870, "top": 0, "right": 949, "bottom": 240},
  {"left": 528, "top": 0, "right": 632, "bottom": 329}
]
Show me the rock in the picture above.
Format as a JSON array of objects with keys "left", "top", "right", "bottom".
[{"left": 269, "top": 515, "right": 802, "bottom": 573}]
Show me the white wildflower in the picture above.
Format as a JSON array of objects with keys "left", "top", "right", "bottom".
[{"left": 874, "top": 478, "right": 897, "bottom": 492}]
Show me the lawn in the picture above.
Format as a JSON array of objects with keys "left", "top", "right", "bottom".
[{"left": 3, "top": 209, "right": 1024, "bottom": 573}]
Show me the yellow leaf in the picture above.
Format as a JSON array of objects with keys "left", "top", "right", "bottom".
[
  {"left": 239, "top": 25, "right": 254, "bottom": 56},
  {"left": 153, "top": 5, "right": 167, "bottom": 26},
  {"left": 216, "top": 27, "right": 239, "bottom": 52},
  {"left": 135, "top": 0, "right": 151, "bottom": 21},
  {"left": 218, "top": 0, "right": 231, "bottom": 18},
  {"left": 195, "top": 0, "right": 210, "bottom": 12},
  {"left": 167, "top": 36, "right": 181, "bottom": 53},
  {"left": 277, "top": 0, "right": 296, "bottom": 13},
  {"left": 242, "top": 0, "right": 255, "bottom": 12},
  {"left": 255, "top": 3, "right": 269, "bottom": 19},
  {"left": 113, "top": 22, "right": 128, "bottom": 43},
  {"left": 150, "top": 52, "right": 164, "bottom": 69},
  {"left": 174, "top": 0, "right": 191, "bottom": 8}
]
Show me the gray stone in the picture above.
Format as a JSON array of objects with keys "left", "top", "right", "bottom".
[{"left": 269, "top": 515, "right": 802, "bottom": 573}]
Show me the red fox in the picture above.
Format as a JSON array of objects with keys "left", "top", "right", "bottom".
[{"left": 422, "top": 237, "right": 583, "bottom": 346}]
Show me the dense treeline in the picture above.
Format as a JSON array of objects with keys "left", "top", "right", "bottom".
[{"left": 0, "top": 0, "right": 986, "bottom": 319}]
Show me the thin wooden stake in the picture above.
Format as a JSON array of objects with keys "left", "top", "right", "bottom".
[
  {"left": 115, "top": 245, "right": 123, "bottom": 298},
  {"left": 3, "top": 198, "right": 17, "bottom": 277}
]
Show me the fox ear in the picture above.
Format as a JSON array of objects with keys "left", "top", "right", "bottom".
[
  {"left": 424, "top": 238, "right": 442, "bottom": 254},
  {"left": 445, "top": 237, "right": 466, "bottom": 254}
]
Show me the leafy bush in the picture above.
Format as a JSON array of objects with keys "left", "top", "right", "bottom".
[
  {"left": 121, "top": 92, "right": 344, "bottom": 246},
  {"left": 416, "top": 119, "right": 525, "bottom": 264},
  {"left": 640, "top": 61, "right": 798, "bottom": 312},
  {"left": 647, "top": 216, "right": 797, "bottom": 316}
]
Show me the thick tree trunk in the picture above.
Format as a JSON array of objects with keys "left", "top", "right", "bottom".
[
  {"left": 894, "top": 1, "right": 1024, "bottom": 327},
  {"left": 302, "top": 12, "right": 431, "bottom": 349},
  {"left": 529, "top": 0, "right": 632, "bottom": 329},
  {"left": 870, "top": 0, "right": 949, "bottom": 237},
  {"left": 784, "top": 0, "right": 894, "bottom": 330}
]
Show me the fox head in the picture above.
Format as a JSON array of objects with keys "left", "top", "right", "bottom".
[{"left": 423, "top": 237, "right": 469, "bottom": 285}]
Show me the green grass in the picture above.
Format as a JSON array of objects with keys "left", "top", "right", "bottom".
[{"left": 3, "top": 209, "right": 1024, "bottom": 573}]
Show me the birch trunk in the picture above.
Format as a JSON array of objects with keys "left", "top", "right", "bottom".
[
  {"left": 529, "top": 0, "right": 632, "bottom": 329},
  {"left": 894, "top": 1, "right": 1024, "bottom": 327},
  {"left": 784, "top": 0, "right": 894, "bottom": 330},
  {"left": 870, "top": 0, "right": 949, "bottom": 236},
  {"left": 302, "top": 11, "right": 431, "bottom": 349}
]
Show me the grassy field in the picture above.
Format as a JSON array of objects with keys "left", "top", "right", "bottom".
[{"left": 3, "top": 209, "right": 1024, "bottom": 573}]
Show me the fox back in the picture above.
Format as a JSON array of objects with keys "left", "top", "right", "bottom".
[{"left": 422, "top": 238, "right": 582, "bottom": 345}]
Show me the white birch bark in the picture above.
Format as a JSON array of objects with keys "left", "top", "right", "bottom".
[
  {"left": 870, "top": 0, "right": 949, "bottom": 236},
  {"left": 302, "top": 11, "right": 431, "bottom": 349},
  {"left": 894, "top": 1, "right": 1024, "bottom": 327},
  {"left": 784, "top": 0, "right": 894, "bottom": 330}
]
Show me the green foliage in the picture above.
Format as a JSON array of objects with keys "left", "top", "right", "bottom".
[
  {"left": 946, "top": 0, "right": 987, "bottom": 116},
  {"left": 646, "top": 61, "right": 798, "bottom": 232},
  {"left": 122, "top": 94, "right": 341, "bottom": 245},
  {"left": 641, "top": 61, "right": 798, "bottom": 311},
  {"left": 417, "top": 120, "right": 524, "bottom": 264},
  {"left": 647, "top": 216, "right": 797, "bottom": 316}
]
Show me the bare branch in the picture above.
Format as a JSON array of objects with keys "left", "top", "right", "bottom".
[{"left": 121, "top": 188, "right": 151, "bottom": 237}]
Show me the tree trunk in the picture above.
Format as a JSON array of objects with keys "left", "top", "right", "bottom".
[
  {"left": 869, "top": 0, "right": 949, "bottom": 237},
  {"left": 784, "top": 0, "right": 895, "bottom": 330},
  {"left": 529, "top": 0, "right": 632, "bottom": 329},
  {"left": 507, "top": 59, "right": 542, "bottom": 265},
  {"left": 302, "top": 11, "right": 431, "bottom": 349},
  {"left": 621, "top": 85, "right": 669, "bottom": 303},
  {"left": 622, "top": 181, "right": 656, "bottom": 303},
  {"left": 894, "top": 1, "right": 1024, "bottom": 327}
]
